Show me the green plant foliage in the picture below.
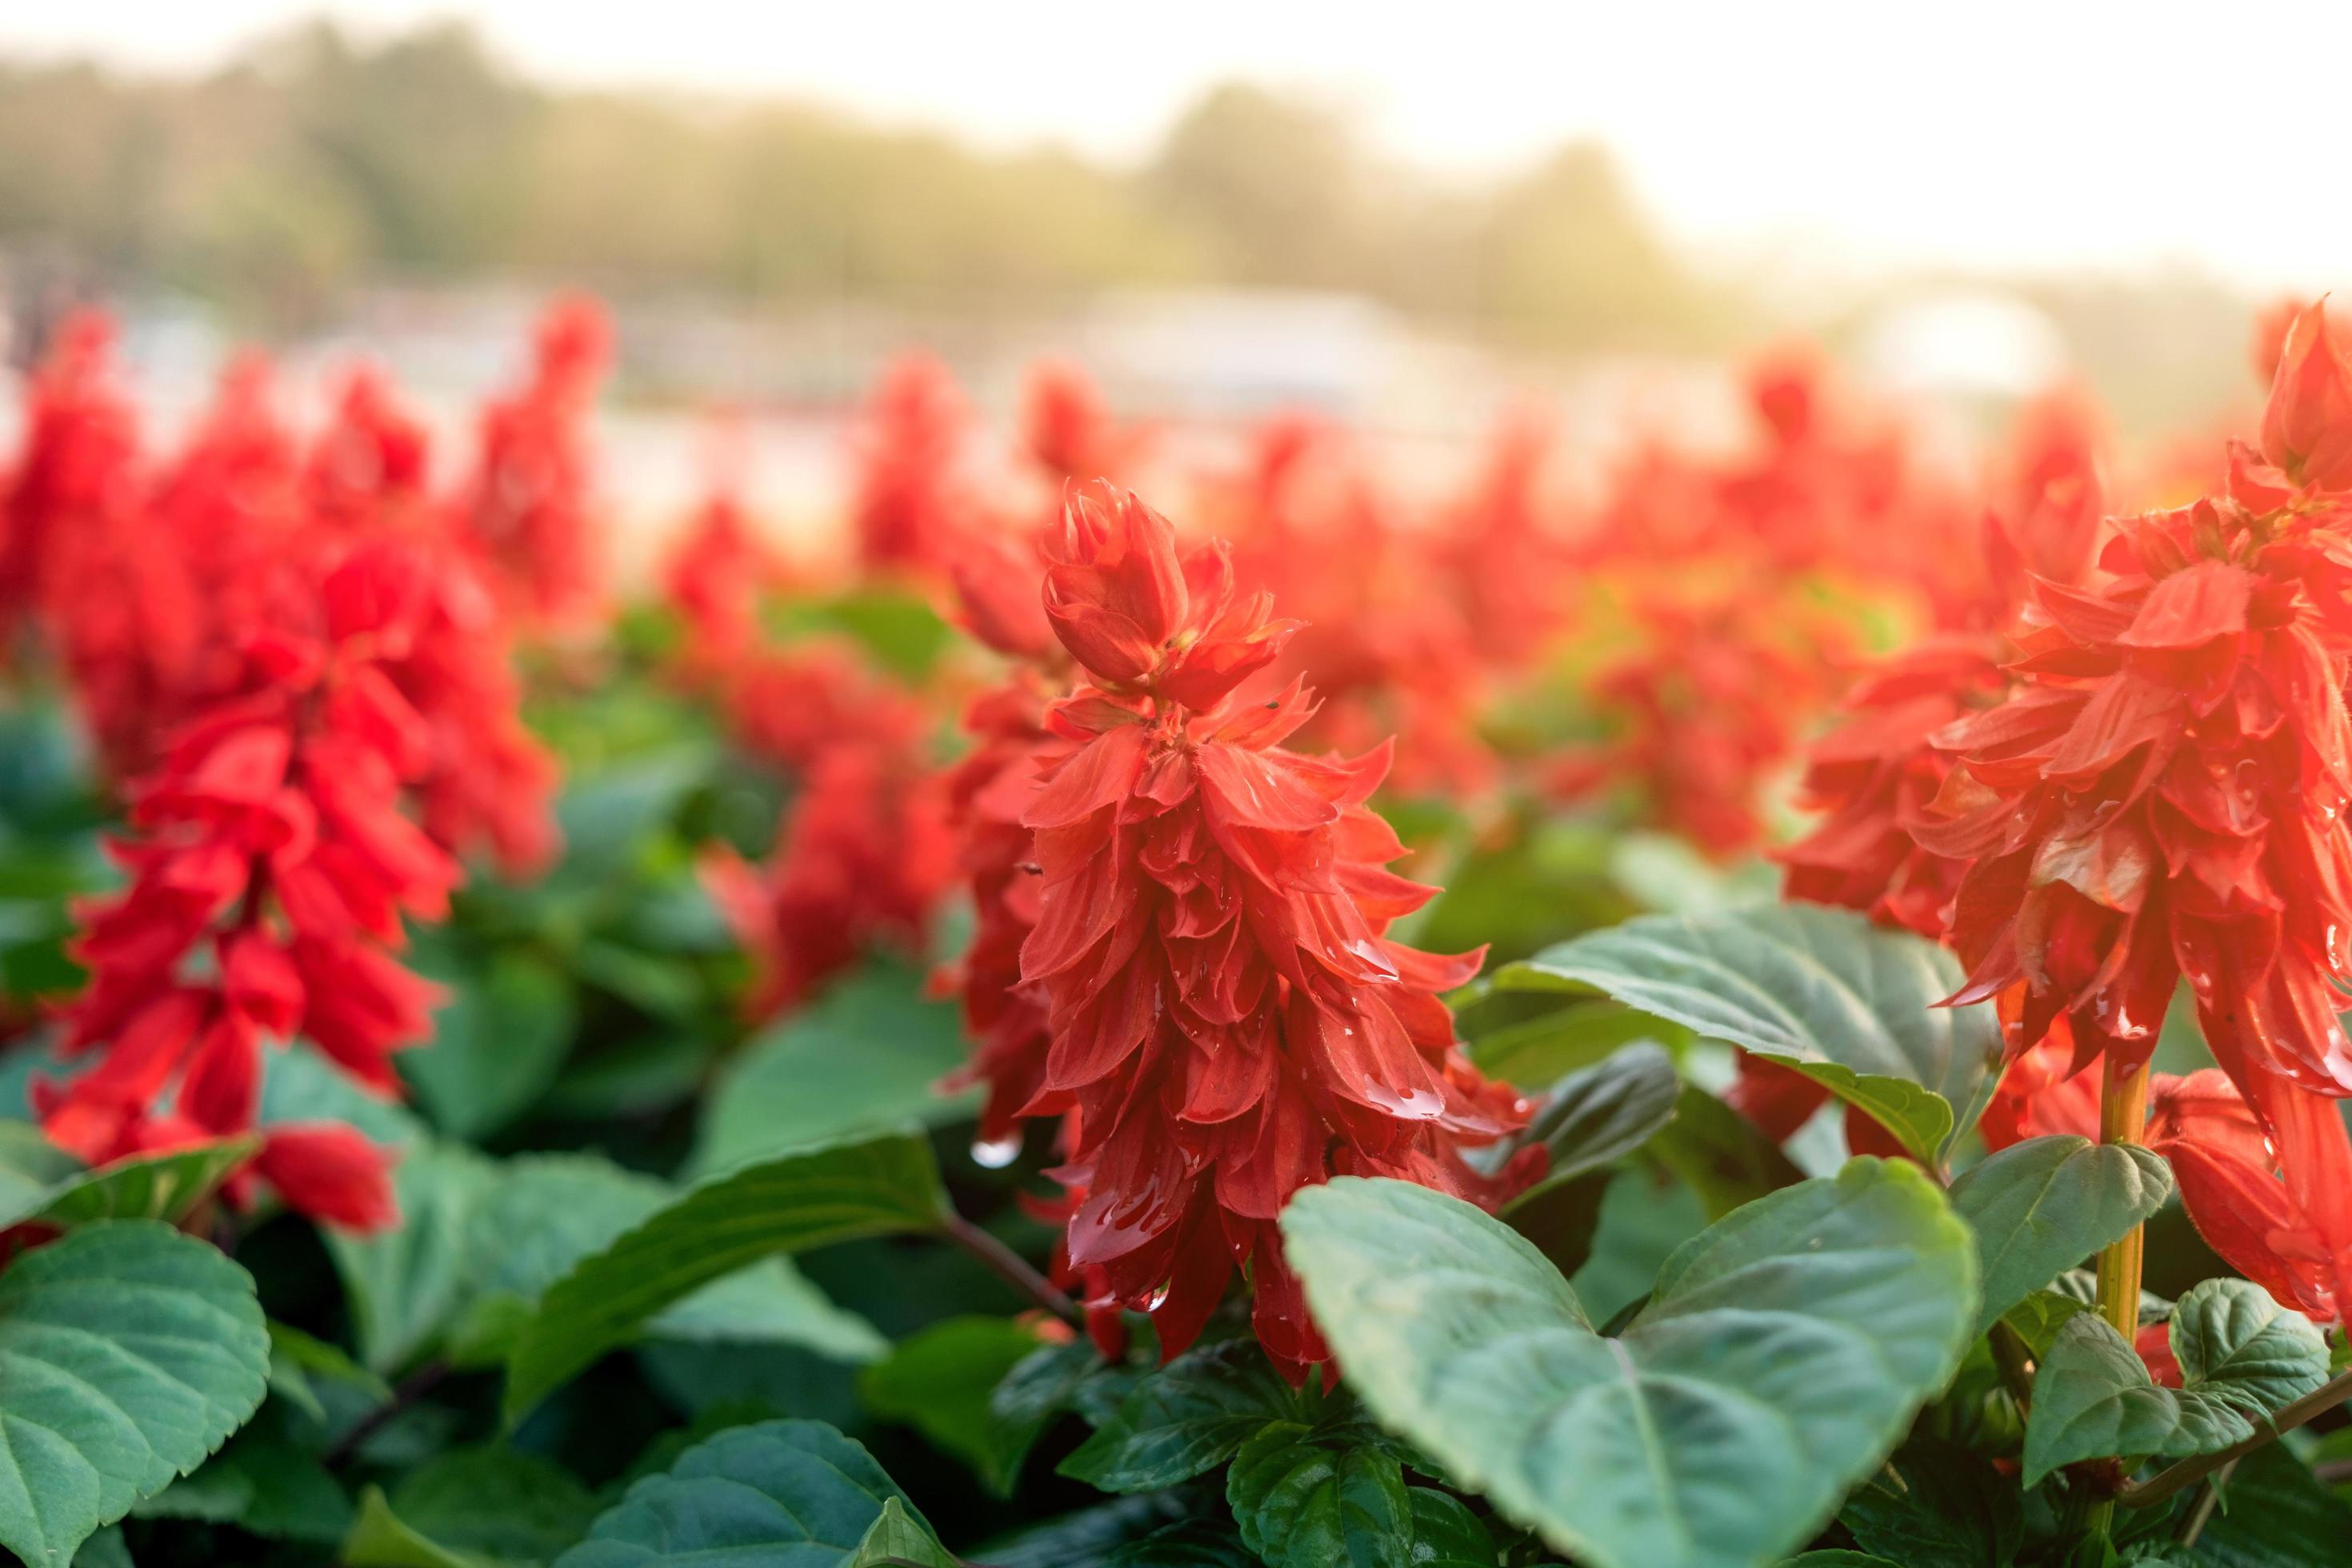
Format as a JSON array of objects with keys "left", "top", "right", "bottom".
[
  {"left": 694, "top": 962, "right": 978, "bottom": 1175},
  {"left": 848, "top": 1498, "right": 957, "bottom": 1568},
  {"left": 1059, "top": 1338, "right": 1309, "bottom": 1494},
  {"left": 1835, "top": 1438, "right": 2022, "bottom": 1568},
  {"left": 1281, "top": 1162, "right": 1978, "bottom": 1568},
  {"left": 1225, "top": 1421, "right": 1414, "bottom": 1568},
  {"left": 861, "top": 1316, "right": 1053, "bottom": 1494},
  {"left": 1501, "top": 904, "right": 2005, "bottom": 1166},
  {"left": 556, "top": 1419, "right": 934, "bottom": 1566},
  {"left": 2023, "top": 1278, "right": 2331, "bottom": 1485},
  {"left": 1949, "top": 1135, "right": 2175, "bottom": 1337},
  {"left": 503, "top": 1131, "right": 949, "bottom": 1422},
  {"left": 0, "top": 1134, "right": 255, "bottom": 1230},
  {"left": 0, "top": 1222, "right": 272, "bottom": 1567}
]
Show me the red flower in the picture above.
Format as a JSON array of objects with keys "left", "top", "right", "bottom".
[
  {"left": 456, "top": 294, "right": 610, "bottom": 631},
  {"left": 1020, "top": 359, "right": 1148, "bottom": 485},
  {"left": 1981, "top": 1035, "right": 2352, "bottom": 1322},
  {"left": 702, "top": 743, "right": 956, "bottom": 1022},
  {"left": 664, "top": 482, "right": 784, "bottom": 682},
  {"left": 1002, "top": 484, "right": 1538, "bottom": 1376},
  {"left": 850, "top": 354, "right": 971, "bottom": 576},
  {"left": 1931, "top": 497, "right": 2352, "bottom": 1090},
  {"left": 937, "top": 533, "right": 1064, "bottom": 1146},
  {"left": 42, "top": 539, "right": 464, "bottom": 1232}
]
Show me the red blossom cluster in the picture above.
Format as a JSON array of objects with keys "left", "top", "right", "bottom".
[
  {"left": 1, "top": 308, "right": 574, "bottom": 1230},
  {"left": 42, "top": 538, "right": 461, "bottom": 1229},
  {"left": 953, "top": 483, "right": 1539, "bottom": 1376},
  {"left": 454, "top": 294, "right": 613, "bottom": 633},
  {"left": 1786, "top": 302, "right": 2352, "bottom": 1323}
]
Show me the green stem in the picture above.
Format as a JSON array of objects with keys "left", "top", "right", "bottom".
[{"left": 2081, "top": 1052, "right": 2153, "bottom": 1543}]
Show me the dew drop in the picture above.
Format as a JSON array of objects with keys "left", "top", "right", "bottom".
[{"left": 970, "top": 1135, "right": 1023, "bottom": 1170}]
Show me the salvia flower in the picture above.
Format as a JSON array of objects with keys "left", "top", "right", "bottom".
[
  {"left": 42, "top": 538, "right": 464, "bottom": 1230},
  {"left": 1006, "top": 483, "right": 1538, "bottom": 1376}
]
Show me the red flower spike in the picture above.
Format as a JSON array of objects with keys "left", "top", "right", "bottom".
[
  {"left": 2261, "top": 300, "right": 2352, "bottom": 494},
  {"left": 983, "top": 485, "right": 1537, "bottom": 1377}
]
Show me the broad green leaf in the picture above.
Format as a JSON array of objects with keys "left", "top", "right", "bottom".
[
  {"left": 386, "top": 1446, "right": 600, "bottom": 1566},
  {"left": 1404, "top": 1490, "right": 1497, "bottom": 1567},
  {"left": 1502, "top": 905, "right": 2004, "bottom": 1165},
  {"left": 1566, "top": 1164, "right": 1708, "bottom": 1326},
  {"left": 986, "top": 1338, "right": 1110, "bottom": 1491},
  {"left": 2186, "top": 1441, "right": 2352, "bottom": 1566},
  {"left": 14, "top": 1137, "right": 258, "bottom": 1230},
  {"left": 449, "top": 1154, "right": 881, "bottom": 1369},
  {"left": 694, "top": 963, "right": 974, "bottom": 1175},
  {"left": 1949, "top": 1135, "right": 2174, "bottom": 1337},
  {"left": 266, "top": 1319, "right": 390, "bottom": 1422},
  {"left": 556, "top": 1418, "right": 932, "bottom": 1567},
  {"left": 1281, "top": 1161, "right": 1978, "bottom": 1568},
  {"left": 849, "top": 1498, "right": 956, "bottom": 1568},
  {"left": 0, "top": 1120, "right": 82, "bottom": 1192},
  {"left": 504, "top": 1131, "right": 947, "bottom": 1422},
  {"left": 327, "top": 1140, "right": 495, "bottom": 1373},
  {"left": 1058, "top": 1337, "right": 1305, "bottom": 1493},
  {"left": 134, "top": 1414, "right": 352, "bottom": 1544},
  {"left": 1999, "top": 1291, "right": 2092, "bottom": 1361},
  {"left": 861, "top": 1316, "right": 1048, "bottom": 1494},
  {"left": 1514, "top": 1042, "right": 1680, "bottom": 1194},
  {"left": 2023, "top": 1278, "right": 2331, "bottom": 1485},
  {"left": 1645, "top": 1082, "right": 1806, "bottom": 1219},
  {"left": 405, "top": 946, "right": 578, "bottom": 1142},
  {"left": 1609, "top": 832, "right": 1775, "bottom": 916},
  {"left": 1226, "top": 1422, "right": 1412, "bottom": 1568},
  {"left": 1103, "top": 1520, "right": 1258, "bottom": 1565},
  {"left": 343, "top": 1487, "right": 476, "bottom": 1568},
  {"left": 1836, "top": 1437, "right": 2021, "bottom": 1568},
  {"left": 771, "top": 590, "right": 956, "bottom": 681},
  {"left": 1466, "top": 1004, "right": 1686, "bottom": 1090},
  {"left": 1778, "top": 1557, "right": 1901, "bottom": 1567},
  {"left": 0, "top": 1222, "right": 271, "bottom": 1568},
  {"left": 648, "top": 1259, "right": 885, "bottom": 1364},
  {"left": 980, "top": 1495, "right": 1196, "bottom": 1568}
]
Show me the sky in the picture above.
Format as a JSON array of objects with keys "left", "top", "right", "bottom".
[{"left": 10, "top": 2, "right": 2351, "bottom": 290}]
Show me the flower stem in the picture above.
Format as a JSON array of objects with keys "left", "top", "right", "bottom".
[
  {"left": 940, "top": 1210, "right": 1082, "bottom": 1326},
  {"left": 2082, "top": 1051, "right": 2153, "bottom": 1542},
  {"left": 2092, "top": 1053, "right": 2152, "bottom": 1341}
]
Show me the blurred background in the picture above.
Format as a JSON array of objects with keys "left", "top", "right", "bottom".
[{"left": 0, "top": 2, "right": 2342, "bottom": 543}]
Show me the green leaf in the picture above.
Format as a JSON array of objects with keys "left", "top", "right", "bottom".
[
  {"left": 405, "top": 946, "right": 578, "bottom": 1142},
  {"left": 556, "top": 1418, "right": 932, "bottom": 1567},
  {"left": 694, "top": 963, "right": 975, "bottom": 1176},
  {"left": 1514, "top": 1042, "right": 1680, "bottom": 1193},
  {"left": 1949, "top": 1135, "right": 2174, "bottom": 1338},
  {"left": 261, "top": 1045, "right": 430, "bottom": 1150},
  {"left": 386, "top": 1446, "right": 600, "bottom": 1566},
  {"left": 504, "top": 1131, "right": 947, "bottom": 1423},
  {"left": 648, "top": 1259, "right": 886, "bottom": 1364},
  {"left": 266, "top": 1320, "right": 389, "bottom": 1422},
  {"left": 1281, "top": 1160, "right": 1978, "bottom": 1568},
  {"left": 1403, "top": 1490, "right": 1496, "bottom": 1566},
  {"left": 1466, "top": 1004, "right": 1686, "bottom": 1091},
  {"left": 862, "top": 1317, "right": 1048, "bottom": 1495},
  {"left": 849, "top": 1498, "right": 956, "bottom": 1568},
  {"left": 1058, "top": 1337, "right": 1305, "bottom": 1494},
  {"left": 1502, "top": 905, "right": 2004, "bottom": 1166},
  {"left": 1778, "top": 1557, "right": 1902, "bottom": 1567},
  {"left": 1226, "top": 1422, "right": 1413, "bottom": 1568},
  {"left": 0, "top": 1121, "right": 82, "bottom": 1189},
  {"left": 12, "top": 1138, "right": 258, "bottom": 1230},
  {"left": 2186, "top": 1441, "right": 2352, "bottom": 1566},
  {"left": 1103, "top": 1520, "right": 1258, "bottom": 1566},
  {"left": 343, "top": 1487, "right": 477, "bottom": 1568},
  {"left": 134, "top": 1414, "right": 353, "bottom": 1544},
  {"left": 327, "top": 1140, "right": 495, "bottom": 1374},
  {"left": 986, "top": 1338, "right": 1109, "bottom": 1491},
  {"left": 0, "top": 1222, "right": 271, "bottom": 1568},
  {"left": 1644, "top": 1082, "right": 1806, "bottom": 1220},
  {"left": 2023, "top": 1278, "right": 2331, "bottom": 1485},
  {"left": 1836, "top": 1437, "right": 2022, "bottom": 1568},
  {"left": 448, "top": 1154, "right": 882, "bottom": 1370},
  {"left": 1999, "top": 1290, "right": 2092, "bottom": 1362}
]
